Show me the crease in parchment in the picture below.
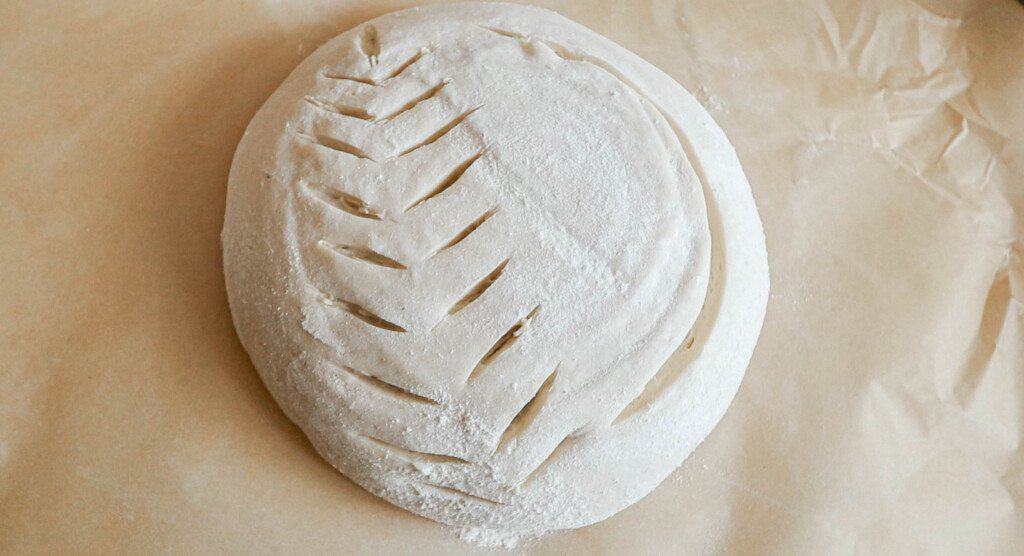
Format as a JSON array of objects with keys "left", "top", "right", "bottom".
[{"left": 953, "top": 264, "right": 1014, "bottom": 408}]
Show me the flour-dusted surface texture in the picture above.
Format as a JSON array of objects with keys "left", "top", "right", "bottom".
[{"left": 223, "top": 2, "right": 768, "bottom": 534}]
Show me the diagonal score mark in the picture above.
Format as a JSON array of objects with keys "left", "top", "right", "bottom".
[
  {"left": 320, "top": 294, "right": 407, "bottom": 333},
  {"left": 467, "top": 305, "right": 541, "bottom": 381},
  {"left": 320, "top": 73, "right": 377, "bottom": 86},
  {"left": 431, "top": 208, "right": 498, "bottom": 256},
  {"left": 335, "top": 364, "right": 437, "bottom": 405},
  {"left": 304, "top": 96, "right": 374, "bottom": 121},
  {"left": 396, "top": 106, "right": 481, "bottom": 158},
  {"left": 318, "top": 240, "right": 406, "bottom": 269},
  {"left": 296, "top": 131, "right": 375, "bottom": 161},
  {"left": 405, "top": 151, "right": 485, "bottom": 212},
  {"left": 498, "top": 364, "right": 559, "bottom": 450},
  {"left": 382, "top": 49, "right": 428, "bottom": 81},
  {"left": 449, "top": 258, "right": 510, "bottom": 315},
  {"left": 478, "top": 25, "right": 522, "bottom": 41},
  {"left": 517, "top": 434, "right": 573, "bottom": 489},
  {"left": 376, "top": 81, "right": 448, "bottom": 122},
  {"left": 304, "top": 183, "right": 382, "bottom": 220},
  {"left": 361, "top": 435, "right": 468, "bottom": 464}
]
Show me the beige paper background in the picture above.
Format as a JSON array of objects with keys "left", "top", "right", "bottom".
[{"left": 2, "top": 0, "right": 1022, "bottom": 553}]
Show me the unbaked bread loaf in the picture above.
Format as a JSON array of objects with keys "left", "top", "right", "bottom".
[{"left": 223, "top": 2, "right": 768, "bottom": 535}]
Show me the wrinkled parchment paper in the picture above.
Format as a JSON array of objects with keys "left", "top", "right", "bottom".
[{"left": 2, "top": 0, "right": 1022, "bottom": 552}]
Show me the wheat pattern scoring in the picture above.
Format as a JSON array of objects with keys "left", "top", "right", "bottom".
[
  {"left": 292, "top": 28, "right": 699, "bottom": 502},
  {"left": 296, "top": 41, "right": 564, "bottom": 493}
]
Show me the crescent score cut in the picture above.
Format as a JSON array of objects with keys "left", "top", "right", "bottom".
[{"left": 222, "top": 2, "right": 768, "bottom": 535}]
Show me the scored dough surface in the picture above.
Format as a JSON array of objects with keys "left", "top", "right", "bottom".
[{"left": 223, "top": 2, "right": 768, "bottom": 534}]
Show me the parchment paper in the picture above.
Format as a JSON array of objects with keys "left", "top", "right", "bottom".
[{"left": 1, "top": 0, "right": 1022, "bottom": 553}]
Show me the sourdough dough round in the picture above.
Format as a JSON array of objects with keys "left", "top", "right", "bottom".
[{"left": 223, "top": 2, "right": 768, "bottom": 534}]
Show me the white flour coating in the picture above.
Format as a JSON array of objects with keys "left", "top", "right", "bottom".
[
  {"left": 223, "top": 2, "right": 768, "bottom": 535},
  {"left": 455, "top": 525, "right": 529, "bottom": 549}
]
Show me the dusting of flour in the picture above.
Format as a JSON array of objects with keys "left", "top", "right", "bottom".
[{"left": 455, "top": 525, "right": 538, "bottom": 549}]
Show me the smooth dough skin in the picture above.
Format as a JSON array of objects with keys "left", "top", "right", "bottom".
[{"left": 223, "top": 2, "right": 768, "bottom": 535}]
